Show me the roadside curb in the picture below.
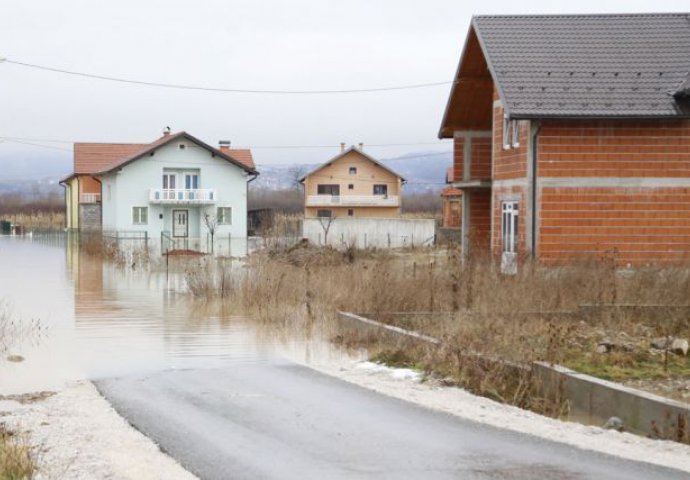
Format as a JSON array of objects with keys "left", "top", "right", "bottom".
[{"left": 336, "top": 311, "right": 690, "bottom": 443}]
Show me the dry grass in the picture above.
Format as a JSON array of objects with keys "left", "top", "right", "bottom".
[
  {"left": 3, "top": 212, "right": 64, "bottom": 231},
  {"left": 185, "top": 244, "right": 690, "bottom": 413},
  {"left": 0, "top": 425, "right": 35, "bottom": 480}
]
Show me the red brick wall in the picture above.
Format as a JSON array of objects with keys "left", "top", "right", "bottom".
[
  {"left": 453, "top": 137, "right": 464, "bottom": 182},
  {"left": 442, "top": 196, "right": 462, "bottom": 228},
  {"left": 539, "top": 120, "right": 690, "bottom": 177},
  {"left": 539, "top": 187, "right": 690, "bottom": 265},
  {"left": 470, "top": 137, "right": 492, "bottom": 180},
  {"left": 468, "top": 190, "right": 491, "bottom": 255},
  {"left": 493, "top": 92, "right": 530, "bottom": 180},
  {"left": 536, "top": 119, "right": 690, "bottom": 265}
]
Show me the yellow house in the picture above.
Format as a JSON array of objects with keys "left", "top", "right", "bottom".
[{"left": 300, "top": 145, "right": 405, "bottom": 218}]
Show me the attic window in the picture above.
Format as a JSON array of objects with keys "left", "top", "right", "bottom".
[
  {"left": 349, "top": 167, "right": 357, "bottom": 175},
  {"left": 503, "top": 116, "right": 520, "bottom": 150},
  {"left": 178, "top": 144, "right": 186, "bottom": 150}
]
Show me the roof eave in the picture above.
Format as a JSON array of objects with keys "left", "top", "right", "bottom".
[
  {"left": 93, "top": 132, "right": 257, "bottom": 175},
  {"left": 438, "top": 21, "right": 476, "bottom": 139}
]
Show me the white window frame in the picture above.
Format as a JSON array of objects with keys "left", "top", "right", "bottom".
[
  {"left": 132, "top": 206, "right": 148, "bottom": 225},
  {"left": 502, "top": 114, "right": 511, "bottom": 150},
  {"left": 217, "top": 207, "right": 232, "bottom": 225},
  {"left": 501, "top": 201, "right": 519, "bottom": 254},
  {"left": 502, "top": 116, "right": 521, "bottom": 150},
  {"left": 511, "top": 120, "right": 520, "bottom": 148}
]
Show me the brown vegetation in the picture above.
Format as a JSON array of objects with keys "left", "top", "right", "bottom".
[
  {"left": 0, "top": 424, "right": 35, "bottom": 480},
  {"left": 185, "top": 245, "right": 690, "bottom": 411},
  {"left": 0, "top": 192, "right": 64, "bottom": 231}
]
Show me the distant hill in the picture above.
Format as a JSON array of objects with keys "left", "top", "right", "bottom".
[
  {"left": 253, "top": 150, "right": 451, "bottom": 194},
  {"left": 0, "top": 148, "right": 452, "bottom": 196},
  {"left": 0, "top": 150, "right": 70, "bottom": 195}
]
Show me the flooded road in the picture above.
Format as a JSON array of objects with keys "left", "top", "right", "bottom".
[{"left": 0, "top": 233, "right": 339, "bottom": 392}]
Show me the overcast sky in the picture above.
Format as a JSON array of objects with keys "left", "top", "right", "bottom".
[{"left": 1, "top": 0, "right": 688, "bottom": 167}]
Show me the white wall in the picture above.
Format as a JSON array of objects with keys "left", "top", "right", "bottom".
[
  {"left": 101, "top": 139, "right": 250, "bottom": 240},
  {"left": 303, "top": 217, "right": 436, "bottom": 249}
]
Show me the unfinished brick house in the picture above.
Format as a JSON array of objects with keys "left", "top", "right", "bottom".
[{"left": 439, "top": 13, "right": 690, "bottom": 269}]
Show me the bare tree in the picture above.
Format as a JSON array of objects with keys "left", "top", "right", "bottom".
[
  {"left": 203, "top": 211, "right": 219, "bottom": 253},
  {"left": 317, "top": 214, "right": 336, "bottom": 246},
  {"left": 287, "top": 165, "right": 308, "bottom": 191}
]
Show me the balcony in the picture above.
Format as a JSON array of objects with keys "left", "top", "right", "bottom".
[
  {"left": 149, "top": 188, "right": 217, "bottom": 204},
  {"left": 306, "top": 194, "right": 400, "bottom": 207},
  {"left": 80, "top": 193, "right": 101, "bottom": 203}
]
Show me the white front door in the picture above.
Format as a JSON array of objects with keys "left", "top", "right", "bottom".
[{"left": 173, "top": 209, "right": 189, "bottom": 238}]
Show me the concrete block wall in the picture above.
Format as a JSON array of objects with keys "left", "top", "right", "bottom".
[
  {"left": 79, "top": 204, "right": 102, "bottom": 230},
  {"left": 302, "top": 217, "right": 436, "bottom": 249}
]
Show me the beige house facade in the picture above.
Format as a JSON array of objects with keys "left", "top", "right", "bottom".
[{"left": 300, "top": 146, "right": 405, "bottom": 218}]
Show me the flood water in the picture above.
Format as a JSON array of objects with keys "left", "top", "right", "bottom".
[{"left": 0, "top": 233, "right": 349, "bottom": 393}]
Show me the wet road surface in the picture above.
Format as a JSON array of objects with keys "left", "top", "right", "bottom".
[{"left": 96, "top": 364, "right": 688, "bottom": 480}]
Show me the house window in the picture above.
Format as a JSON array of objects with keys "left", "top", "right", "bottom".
[
  {"left": 349, "top": 167, "right": 357, "bottom": 175},
  {"left": 348, "top": 209, "right": 354, "bottom": 217},
  {"left": 162, "top": 173, "right": 176, "bottom": 189},
  {"left": 217, "top": 207, "right": 232, "bottom": 225},
  {"left": 511, "top": 120, "right": 520, "bottom": 148},
  {"left": 502, "top": 115, "right": 511, "bottom": 150},
  {"left": 317, "top": 209, "right": 332, "bottom": 218},
  {"left": 373, "top": 184, "right": 388, "bottom": 196},
  {"left": 132, "top": 206, "right": 148, "bottom": 225},
  {"left": 317, "top": 184, "right": 340, "bottom": 195},
  {"left": 501, "top": 201, "right": 519, "bottom": 253},
  {"left": 348, "top": 184, "right": 354, "bottom": 190},
  {"left": 503, "top": 116, "right": 520, "bottom": 149}
]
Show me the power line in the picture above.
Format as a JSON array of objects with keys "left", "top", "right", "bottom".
[
  {"left": 0, "top": 136, "right": 452, "bottom": 156},
  {"left": 2, "top": 58, "right": 452, "bottom": 95}
]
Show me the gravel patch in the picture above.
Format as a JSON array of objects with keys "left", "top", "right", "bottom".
[
  {"left": 0, "top": 381, "right": 197, "bottom": 480},
  {"left": 308, "top": 359, "right": 690, "bottom": 474}
]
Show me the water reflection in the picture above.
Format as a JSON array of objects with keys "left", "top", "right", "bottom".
[{"left": 0, "top": 233, "right": 345, "bottom": 393}]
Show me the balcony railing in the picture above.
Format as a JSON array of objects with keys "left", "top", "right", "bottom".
[
  {"left": 149, "top": 188, "right": 217, "bottom": 204},
  {"left": 80, "top": 193, "right": 101, "bottom": 203},
  {"left": 306, "top": 194, "right": 400, "bottom": 207}
]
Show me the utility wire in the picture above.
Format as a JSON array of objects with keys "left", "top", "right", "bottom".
[
  {"left": 2, "top": 59, "right": 452, "bottom": 95},
  {"left": 0, "top": 136, "right": 452, "bottom": 159}
]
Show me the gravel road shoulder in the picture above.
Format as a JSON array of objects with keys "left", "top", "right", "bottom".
[{"left": 0, "top": 381, "right": 197, "bottom": 480}]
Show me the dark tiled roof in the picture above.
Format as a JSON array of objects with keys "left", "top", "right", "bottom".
[{"left": 473, "top": 13, "right": 690, "bottom": 118}]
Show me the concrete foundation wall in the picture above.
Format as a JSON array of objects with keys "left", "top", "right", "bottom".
[
  {"left": 303, "top": 217, "right": 436, "bottom": 248},
  {"left": 337, "top": 311, "right": 690, "bottom": 443}
]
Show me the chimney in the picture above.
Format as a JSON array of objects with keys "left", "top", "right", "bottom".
[
  {"left": 219, "top": 140, "right": 231, "bottom": 152},
  {"left": 340, "top": 142, "right": 346, "bottom": 153},
  {"left": 358, "top": 142, "right": 364, "bottom": 151},
  {"left": 163, "top": 126, "right": 171, "bottom": 137}
]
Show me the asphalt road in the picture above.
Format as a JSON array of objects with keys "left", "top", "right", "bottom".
[{"left": 96, "top": 364, "right": 687, "bottom": 480}]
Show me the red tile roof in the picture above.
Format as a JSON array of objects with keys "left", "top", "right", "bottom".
[
  {"left": 74, "top": 143, "right": 147, "bottom": 174},
  {"left": 441, "top": 187, "right": 462, "bottom": 197},
  {"left": 71, "top": 132, "right": 256, "bottom": 176},
  {"left": 225, "top": 149, "right": 255, "bottom": 170}
]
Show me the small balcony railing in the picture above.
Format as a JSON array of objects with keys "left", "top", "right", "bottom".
[
  {"left": 149, "top": 188, "right": 217, "bottom": 204},
  {"left": 306, "top": 194, "right": 400, "bottom": 207},
  {"left": 80, "top": 193, "right": 101, "bottom": 203}
]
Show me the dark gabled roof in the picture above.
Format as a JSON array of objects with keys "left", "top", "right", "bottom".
[
  {"left": 298, "top": 146, "right": 405, "bottom": 183},
  {"left": 441, "top": 13, "right": 690, "bottom": 132},
  {"left": 94, "top": 131, "right": 257, "bottom": 175}
]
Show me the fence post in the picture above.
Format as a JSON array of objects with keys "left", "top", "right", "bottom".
[
  {"left": 387, "top": 233, "right": 391, "bottom": 248},
  {"left": 364, "top": 233, "right": 367, "bottom": 249}
]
